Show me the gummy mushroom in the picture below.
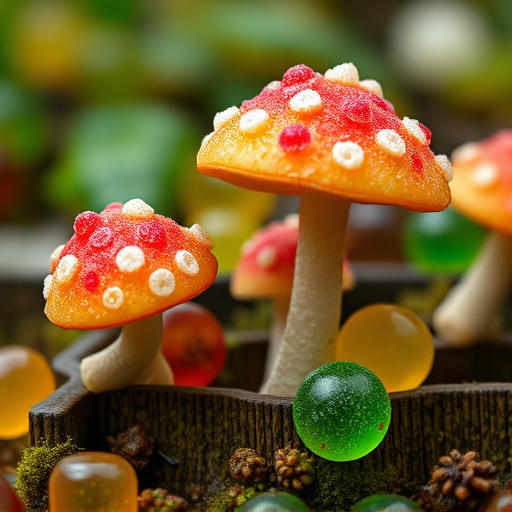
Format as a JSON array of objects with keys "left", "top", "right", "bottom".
[
  {"left": 43, "top": 199, "right": 218, "bottom": 392},
  {"left": 433, "top": 130, "right": 512, "bottom": 346},
  {"left": 198, "top": 63, "right": 452, "bottom": 396},
  {"left": 231, "top": 213, "right": 354, "bottom": 382}
]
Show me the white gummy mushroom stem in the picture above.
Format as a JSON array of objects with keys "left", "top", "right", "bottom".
[
  {"left": 432, "top": 231, "right": 512, "bottom": 346},
  {"left": 260, "top": 192, "right": 350, "bottom": 396},
  {"left": 80, "top": 313, "right": 173, "bottom": 392}
]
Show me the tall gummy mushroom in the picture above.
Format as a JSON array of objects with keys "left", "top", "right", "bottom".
[
  {"left": 43, "top": 198, "right": 218, "bottom": 392},
  {"left": 433, "top": 130, "right": 512, "bottom": 346},
  {"left": 198, "top": 63, "right": 452, "bottom": 396}
]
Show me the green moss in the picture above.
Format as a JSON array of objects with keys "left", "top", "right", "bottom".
[{"left": 15, "top": 437, "right": 81, "bottom": 512}]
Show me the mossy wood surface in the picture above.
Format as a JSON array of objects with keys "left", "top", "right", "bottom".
[{"left": 30, "top": 330, "right": 512, "bottom": 503}]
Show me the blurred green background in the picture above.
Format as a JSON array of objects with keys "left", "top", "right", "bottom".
[{"left": 0, "top": 0, "right": 511, "bottom": 351}]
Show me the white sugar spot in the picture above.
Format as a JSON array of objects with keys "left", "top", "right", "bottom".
[
  {"left": 239, "top": 109, "right": 269, "bottom": 132},
  {"left": 50, "top": 244, "right": 65, "bottom": 270},
  {"left": 213, "top": 106, "right": 239, "bottom": 130},
  {"left": 332, "top": 141, "right": 365, "bottom": 169},
  {"left": 200, "top": 132, "right": 214, "bottom": 148},
  {"left": 103, "top": 287, "right": 124, "bottom": 309},
  {"left": 43, "top": 274, "right": 52, "bottom": 300},
  {"left": 376, "top": 129, "right": 406, "bottom": 156},
  {"left": 149, "top": 268, "right": 176, "bottom": 296},
  {"left": 452, "top": 142, "right": 479, "bottom": 164},
  {"left": 289, "top": 89, "right": 322, "bottom": 113},
  {"left": 116, "top": 246, "right": 145, "bottom": 272},
  {"left": 266, "top": 80, "right": 281, "bottom": 90},
  {"left": 359, "top": 79, "right": 383, "bottom": 98},
  {"left": 325, "top": 63, "right": 359, "bottom": 85},
  {"left": 435, "top": 154, "right": 453, "bottom": 182},
  {"left": 175, "top": 250, "right": 200, "bottom": 275},
  {"left": 257, "top": 247, "right": 276, "bottom": 269},
  {"left": 122, "top": 199, "right": 154, "bottom": 219},
  {"left": 402, "top": 117, "right": 427, "bottom": 144},
  {"left": 189, "top": 224, "right": 213, "bottom": 249},
  {"left": 56, "top": 254, "right": 79, "bottom": 283},
  {"left": 471, "top": 162, "right": 497, "bottom": 188}
]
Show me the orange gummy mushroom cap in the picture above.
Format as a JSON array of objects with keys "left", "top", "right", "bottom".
[
  {"left": 197, "top": 63, "right": 452, "bottom": 213},
  {"left": 44, "top": 199, "right": 218, "bottom": 330},
  {"left": 449, "top": 130, "right": 512, "bottom": 236}
]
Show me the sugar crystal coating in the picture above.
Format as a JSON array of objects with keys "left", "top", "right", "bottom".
[
  {"left": 332, "top": 141, "right": 364, "bottom": 169},
  {"left": 402, "top": 117, "right": 427, "bottom": 144},
  {"left": 137, "top": 220, "right": 167, "bottom": 248},
  {"left": 103, "top": 287, "right": 124, "bottom": 309},
  {"left": 56, "top": 255, "right": 79, "bottom": 283},
  {"left": 376, "top": 129, "right": 406, "bottom": 156},
  {"left": 435, "top": 154, "right": 453, "bottom": 182},
  {"left": 189, "top": 224, "right": 214, "bottom": 248},
  {"left": 282, "top": 64, "right": 316, "bottom": 87},
  {"left": 279, "top": 124, "right": 311, "bottom": 152},
  {"left": 214, "top": 106, "right": 239, "bottom": 130},
  {"left": 43, "top": 274, "right": 52, "bottom": 299},
  {"left": 149, "top": 268, "right": 176, "bottom": 296},
  {"left": 266, "top": 80, "right": 281, "bottom": 91},
  {"left": 325, "top": 63, "right": 359, "bottom": 84},
  {"left": 90, "top": 227, "right": 113, "bottom": 248},
  {"left": 239, "top": 109, "right": 269, "bottom": 132},
  {"left": 175, "top": 250, "right": 199, "bottom": 275},
  {"left": 74, "top": 211, "right": 102, "bottom": 238},
  {"left": 289, "top": 89, "right": 322, "bottom": 113},
  {"left": 122, "top": 199, "right": 154, "bottom": 219},
  {"left": 116, "top": 246, "right": 145, "bottom": 272},
  {"left": 359, "top": 78, "right": 383, "bottom": 97},
  {"left": 50, "top": 244, "right": 64, "bottom": 272}
]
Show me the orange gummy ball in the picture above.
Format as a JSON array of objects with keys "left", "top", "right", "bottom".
[
  {"left": 0, "top": 346, "right": 56, "bottom": 440},
  {"left": 335, "top": 304, "right": 434, "bottom": 393},
  {"left": 49, "top": 452, "right": 138, "bottom": 512}
]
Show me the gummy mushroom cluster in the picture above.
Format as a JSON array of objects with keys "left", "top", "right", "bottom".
[
  {"left": 43, "top": 198, "right": 218, "bottom": 392},
  {"left": 198, "top": 62, "right": 452, "bottom": 396}
]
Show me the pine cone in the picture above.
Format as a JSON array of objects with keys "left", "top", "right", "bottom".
[
  {"left": 429, "top": 449, "right": 500, "bottom": 510},
  {"left": 229, "top": 448, "right": 268, "bottom": 483},
  {"left": 138, "top": 488, "right": 188, "bottom": 511},
  {"left": 274, "top": 448, "right": 315, "bottom": 491}
]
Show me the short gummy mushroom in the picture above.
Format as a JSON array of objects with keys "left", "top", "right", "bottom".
[
  {"left": 433, "top": 130, "right": 512, "bottom": 346},
  {"left": 43, "top": 198, "right": 218, "bottom": 392},
  {"left": 231, "top": 214, "right": 354, "bottom": 382},
  {"left": 198, "top": 63, "right": 452, "bottom": 396}
]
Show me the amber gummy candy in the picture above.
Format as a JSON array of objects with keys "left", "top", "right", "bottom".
[{"left": 49, "top": 452, "right": 138, "bottom": 511}]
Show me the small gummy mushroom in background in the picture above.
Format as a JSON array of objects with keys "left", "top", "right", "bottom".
[
  {"left": 293, "top": 361, "right": 391, "bottom": 462},
  {"left": 433, "top": 130, "right": 512, "bottom": 346},
  {"left": 48, "top": 452, "right": 138, "bottom": 512},
  {"left": 231, "top": 214, "right": 354, "bottom": 382},
  {"left": 198, "top": 62, "right": 452, "bottom": 397},
  {"left": 350, "top": 493, "right": 423, "bottom": 512},
  {"left": 236, "top": 491, "right": 311, "bottom": 511},
  {"left": 0, "top": 345, "right": 55, "bottom": 440},
  {"left": 43, "top": 198, "right": 218, "bottom": 392},
  {"left": 0, "top": 472, "right": 24, "bottom": 512},
  {"left": 336, "top": 303, "right": 434, "bottom": 393},
  {"left": 161, "top": 302, "right": 227, "bottom": 387}
]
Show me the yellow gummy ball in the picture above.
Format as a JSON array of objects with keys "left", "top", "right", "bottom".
[
  {"left": 336, "top": 304, "right": 434, "bottom": 393},
  {"left": 0, "top": 346, "right": 56, "bottom": 439}
]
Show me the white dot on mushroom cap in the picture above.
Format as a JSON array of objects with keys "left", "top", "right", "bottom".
[
  {"left": 358, "top": 79, "right": 383, "bottom": 98},
  {"left": 149, "top": 268, "right": 176, "bottom": 297},
  {"left": 56, "top": 254, "right": 79, "bottom": 283},
  {"left": 122, "top": 199, "right": 154, "bottom": 220},
  {"left": 266, "top": 80, "right": 281, "bottom": 91},
  {"left": 376, "top": 129, "right": 406, "bottom": 157},
  {"left": 103, "top": 287, "right": 124, "bottom": 309},
  {"left": 471, "top": 162, "right": 498, "bottom": 188},
  {"left": 116, "top": 246, "right": 145, "bottom": 272},
  {"left": 289, "top": 89, "right": 323, "bottom": 113},
  {"left": 257, "top": 247, "right": 277, "bottom": 269},
  {"left": 239, "top": 109, "right": 269, "bottom": 132},
  {"left": 50, "top": 244, "right": 65, "bottom": 269},
  {"left": 213, "top": 106, "right": 239, "bottom": 131},
  {"left": 325, "top": 63, "right": 359, "bottom": 85},
  {"left": 284, "top": 213, "right": 299, "bottom": 229},
  {"left": 452, "top": 142, "right": 479, "bottom": 164},
  {"left": 175, "top": 250, "right": 200, "bottom": 275},
  {"left": 332, "top": 141, "right": 365, "bottom": 169},
  {"left": 435, "top": 154, "right": 453, "bottom": 182},
  {"left": 200, "top": 132, "right": 214, "bottom": 148},
  {"left": 401, "top": 117, "right": 427, "bottom": 144},
  {"left": 188, "top": 224, "right": 214, "bottom": 249},
  {"left": 43, "top": 274, "right": 52, "bottom": 300}
]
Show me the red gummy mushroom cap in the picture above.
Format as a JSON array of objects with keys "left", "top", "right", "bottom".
[
  {"left": 43, "top": 199, "right": 218, "bottom": 330},
  {"left": 449, "top": 130, "right": 512, "bottom": 236},
  {"left": 197, "top": 63, "right": 452, "bottom": 212}
]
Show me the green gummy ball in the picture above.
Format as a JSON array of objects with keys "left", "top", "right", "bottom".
[
  {"left": 293, "top": 362, "right": 391, "bottom": 462},
  {"left": 236, "top": 492, "right": 310, "bottom": 511},
  {"left": 351, "top": 493, "right": 422, "bottom": 511}
]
